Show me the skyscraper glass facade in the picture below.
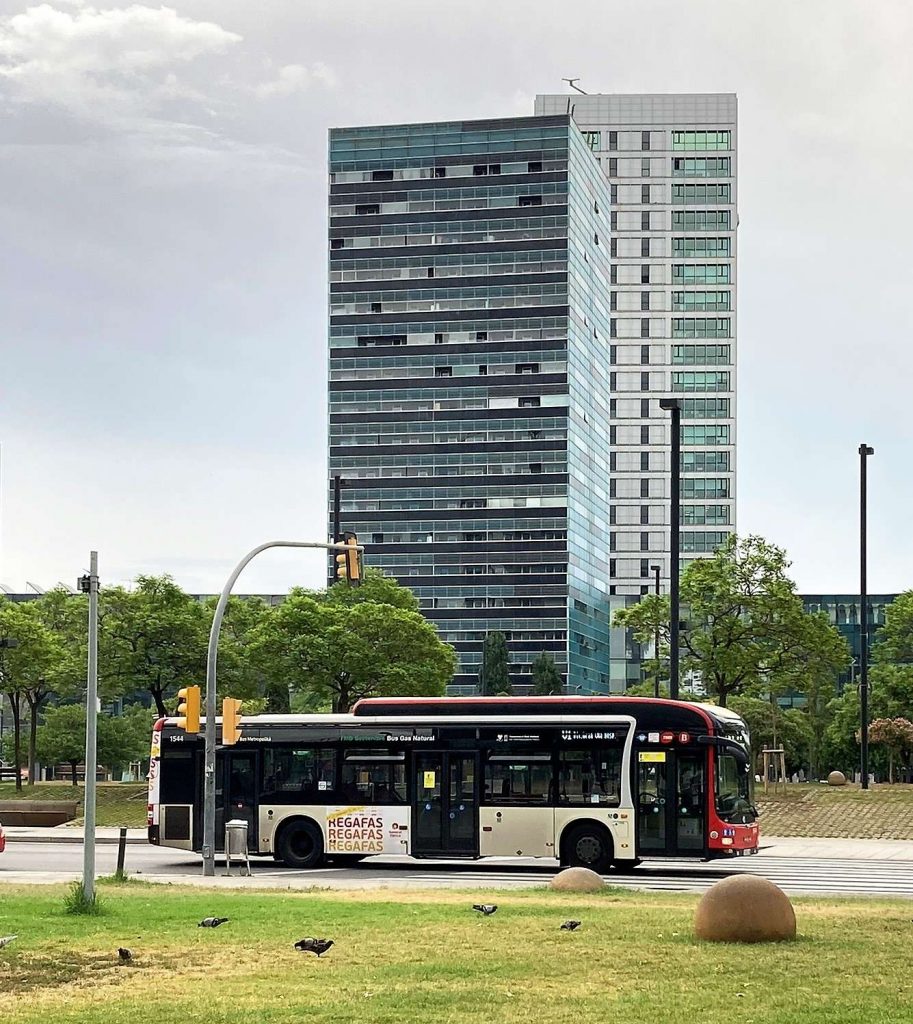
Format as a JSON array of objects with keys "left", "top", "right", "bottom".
[{"left": 327, "top": 115, "right": 612, "bottom": 691}]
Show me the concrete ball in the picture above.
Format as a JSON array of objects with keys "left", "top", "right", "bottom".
[
  {"left": 827, "top": 770, "right": 847, "bottom": 787},
  {"left": 694, "top": 874, "right": 796, "bottom": 943},
  {"left": 549, "top": 867, "right": 606, "bottom": 892}
]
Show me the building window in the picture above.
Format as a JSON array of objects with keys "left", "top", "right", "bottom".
[
  {"left": 672, "top": 237, "right": 731, "bottom": 258},
  {"left": 610, "top": 319, "right": 617, "bottom": 338},
  {"left": 672, "top": 130, "right": 732, "bottom": 151},
  {"left": 640, "top": 425, "right": 650, "bottom": 444},
  {"left": 371, "top": 170, "right": 393, "bottom": 181},
  {"left": 641, "top": 184, "right": 650, "bottom": 204},
  {"left": 611, "top": 292, "right": 618, "bottom": 311},
  {"left": 672, "top": 344, "right": 731, "bottom": 365},
  {"left": 672, "top": 371, "right": 731, "bottom": 393},
  {"left": 673, "top": 156, "right": 732, "bottom": 177},
  {"left": 640, "top": 344, "right": 650, "bottom": 364},
  {"left": 609, "top": 157, "right": 618, "bottom": 176},
  {"left": 641, "top": 374, "right": 650, "bottom": 393},
  {"left": 672, "top": 291, "right": 731, "bottom": 312},
  {"left": 528, "top": 161, "right": 542, "bottom": 173},
  {"left": 370, "top": 302, "right": 382, "bottom": 313},
  {"left": 641, "top": 291, "right": 649, "bottom": 311},
  {"left": 641, "top": 318, "right": 650, "bottom": 338},
  {"left": 609, "top": 131, "right": 618, "bottom": 151},
  {"left": 610, "top": 185, "right": 618, "bottom": 205},
  {"left": 473, "top": 165, "right": 487, "bottom": 176},
  {"left": 640, "top": 532, "right": 649, "bottom": 551},
  {"left": 641, "top": 211, "right": 650, "bottom": 231},
  {"left": 672, "top": 318, "right": 731, "bottom": 339},
  {"left": 672, "top": 210, "right": 731, "bottom": 231},
  {"left": 641, "top": 237, "right": 650, "bottom": 257},
  {"left": 640, "top": 478, "right": 650, "bottom": 497},
  {"left": 519, "top": 195, "right": 543, "bottom": 207},
  {"left": 641, "top": 506, "right": 649, "bottom": 525},
  {"left": 330, "top": 238, "right": 344, "bottom": 250},
  {"left": 519, "top": 397, "right": 541, "bottom": 408},
  {"left": 642, "top": 158, "right": 651, "bottom": 177},
  {"left": 583, "top": 131, "right": 601, "bottom": 150},
  {"left": 489, "top": 164, "right": 501, "bottom": 174},
  {"left": 435, "top": 366, "right": 452, "bottom": 377},
  {"left": 672, "top": 183, "right": 732, "bottom": 204},
  {"left": 611, "top": 265, "right": 618, "bottom": 284},
  {"left": 672, "top": 264, "right": 731, "bottom": 285},
  {"left": 478, "top": 364, "right": 487, "bottom": 375},
  {"left": 434, "top": 166, "right": 447, "bottom": 177},
  {"left": 641, "top": 131, "right": 651, "bottom": 151},
  {"left": 640, "top": 452, "right": 649, "bottom": 471},
  {"left": 610, "top": 346, "right": 617, "bottom": 365},
  {"left": 641, "top": 264, "right": 650, "bottom": 284},
  {"left": 476, "top": 331, "right": 488, "bottom": 341}
]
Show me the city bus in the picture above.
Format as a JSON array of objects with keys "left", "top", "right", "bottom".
[{"left": 148, "top": 696, "right": 758, "bottom": 872}]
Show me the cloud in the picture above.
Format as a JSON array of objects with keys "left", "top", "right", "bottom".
[
  {"left": 0, "top": 3, "right": 242, "bottom": 121},
  {"left": 253, "top": 60, "right": 336, "bottom": 99}
]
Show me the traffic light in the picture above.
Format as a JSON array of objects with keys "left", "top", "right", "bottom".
[
  {"left": 175, "top": 685, "right": 201, "bottom": 734},
  {"left": 335, "top": 532, "right": 361, "bottom": 586},
  {"left": 221, "top": 697, "right": 243, "bottom": 745}
]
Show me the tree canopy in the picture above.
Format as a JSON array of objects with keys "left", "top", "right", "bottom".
[
  {"left": 479, "top": 631, "right": 511, "bottom": 695},
  {"left": 613, "top": 535, "right": 850, "bottom": 707},
  {"left": 530, "top": 652, "right": 563, "bottom": 695}
]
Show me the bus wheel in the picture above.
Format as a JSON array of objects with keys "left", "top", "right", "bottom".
[
  {"left": 563, "top": 824, "right": 613, "bottom": 874},
  {"left": 276, "top": 819, "right": 324, "bottom": 869}
]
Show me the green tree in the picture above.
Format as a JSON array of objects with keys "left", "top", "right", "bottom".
[
  {"left": 867, "top": 718, "right": 913, "bottom": 783},
  {"left": 613, "top": 535, "right": 849, "bottom": 707},
  {"left": 251, "top": 574, "right": 456, "bottom": 712},
  {"left": 206, "top": 595, "right": 288, "bottom": 711},
  {"left": 99, "top": 575, "right": 209, "bottom": 716},
  {"left": 36, "top": 704, "right": 152, "bottom": 785},
  {"left": 727, "top": 695, "right": 813, "bottom": 775},
  {"left": 872, "top": 591, "right": 913, "bottom": 664},
  {"left": 479, "top": 631, "right": 511, "bottom": 696},
  {"left": 530, "top": 652, "right": 563, "bottom": 695}
]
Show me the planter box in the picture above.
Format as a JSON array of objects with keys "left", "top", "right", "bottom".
[{"left": 0, "top": 800, "right": 80, "bottom": 826}]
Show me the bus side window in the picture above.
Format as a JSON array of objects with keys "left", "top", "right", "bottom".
[
  {"left": 262, "top": 747, "right": 336, "bottom": 802},
  {"left": 485, "top": 759, "right": 551, "bottom": 804},
  {"left": 558, "top": 746, "right": 621, "bottom": 806}
]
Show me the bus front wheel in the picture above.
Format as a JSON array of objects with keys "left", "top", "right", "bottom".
[
  {"left": 276, "top": 819, "right": 324, "bottom": 869},
  {"left": 562, "top": 824, "right": 614, "bottom": 875}
]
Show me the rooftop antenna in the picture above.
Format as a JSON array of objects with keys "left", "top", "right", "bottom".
[{"left": 562, "top": 78, "right": 587, "bottom": 95}]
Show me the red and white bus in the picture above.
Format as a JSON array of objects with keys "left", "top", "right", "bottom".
[{"left": 148, "top": 696, "right": 758, "bottom": 871}]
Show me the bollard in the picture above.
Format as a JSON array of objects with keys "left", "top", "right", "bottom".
[{"left": 115, "top": 827, "right": 127, "bottom": 880}]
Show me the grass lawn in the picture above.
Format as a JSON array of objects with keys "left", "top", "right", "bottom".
[
  {"left": 757, "top": 782, "right": 913, "bottom": 840},
  {"left": 1, "top": 884, "right": 911, "bottom": 1024},
  {"left": 0, "top": 783, "right": 147, "bottom": 827}
]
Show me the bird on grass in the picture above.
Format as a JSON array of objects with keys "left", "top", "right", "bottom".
[
  {"left": 117, "top": 948, "right": 132, "bottom": 962},
  {"left": 560, "top": 920, "right": 582, "bottom": 931},
  {"left": 0, "top": 936, "right": 17, "bottom": 949},
  {"left": 295, "top": 938, "right": 334, "bottom": 957},
  {"left": 472, "top": 904, "right": 498, "bottom": 916},
  {"left": 198, "top": 917, "right": 229, "bottom": 928}
]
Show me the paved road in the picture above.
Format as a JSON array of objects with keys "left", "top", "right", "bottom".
[{"left": 3, "top": 842, "right": 912, "bottom": 896}]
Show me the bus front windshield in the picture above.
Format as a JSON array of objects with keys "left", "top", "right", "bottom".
[{"left": 716, "top": 753, "right": 755, "bottom": 824}]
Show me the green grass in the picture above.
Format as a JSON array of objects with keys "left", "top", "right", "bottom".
[
  {"left": 0, "top": 884, "right": 911, "bottom": 1023},
  {"left": 0, "top": 783, "right": 147, "bottom": 827}
]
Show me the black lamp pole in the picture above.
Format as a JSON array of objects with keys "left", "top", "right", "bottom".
[
  {"left": 650, "top": 564, "right": 661, "bottom": 698},
  {"left": 859, "top": 443, "right": 874, "bottom": 790},
  {"left": 659, "top": 398, "right": 682, "bottom": 700}
]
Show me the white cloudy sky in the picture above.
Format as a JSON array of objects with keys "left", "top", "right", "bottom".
[{"left": 0, "top": 0, "right": 911, "bottom": 595}]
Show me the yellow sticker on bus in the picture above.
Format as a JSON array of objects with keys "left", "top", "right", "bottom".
[{"left": 638, "top": 751, "right": 667, "bottom": 763}]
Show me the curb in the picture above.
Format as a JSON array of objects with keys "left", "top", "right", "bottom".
[{"left": 5, "top": 834, "right": 147, "bottom": 846}]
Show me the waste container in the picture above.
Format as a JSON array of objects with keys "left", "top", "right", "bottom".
[{"left": 224, "top": 818, "right": 251, "bottom": 876}]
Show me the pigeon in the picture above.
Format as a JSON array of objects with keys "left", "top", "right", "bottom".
[
  {"left": 198, "top": 917, "right": 229, "bottom": 928},
  {"left": 472, "top": 904, "right": 498, "bottom": 916},
  {"left": 294, "top": 937, "right": 334, "bottom": 957},
  {"left": 117, "top": 948, "right": 132, "bottom": 962},
  {"left": 560, "top": 920, "right": 582, "bottom": 931},
  {"left": 0, "top": 936, "right": 17, "bottom": 949}
]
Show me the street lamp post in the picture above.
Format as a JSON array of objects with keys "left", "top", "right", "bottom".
[
  {"left": 859, "top": 444, "right": 874, "bottom": 790},
  {"left": 201, "top": 538, "right": 364, "bottom": 877},
  {"left": 659, "top": 398, "right": 682, "bottom": 700},
  {"left": 78, "top": 552, "right": 99, "bottom": 903},
  {"left": 650, "top": 564, "right": 661, "bottom": 698}
]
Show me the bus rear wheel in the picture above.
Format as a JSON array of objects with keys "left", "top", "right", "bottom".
[
  {"left": 276, "top": 820, "right": 324, "bottom": 869},
  {"left": 562, "top": 824, "right": 613, "bottom": 874}
]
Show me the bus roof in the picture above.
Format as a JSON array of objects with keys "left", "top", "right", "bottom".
[{"left": 352, "top": 696, "right": 728, "bottom": 734}]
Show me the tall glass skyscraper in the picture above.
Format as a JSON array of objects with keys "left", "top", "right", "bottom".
[
  {"left": 327, "top": 115, "right": 613, "bottom": 692},
  {"left": 534, "top": 94, "right": 737, "bottom": 692}
]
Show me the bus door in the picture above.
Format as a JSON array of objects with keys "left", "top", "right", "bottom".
[
  {"left": 636, "top": 748, "right": 706, "bottom": 856},
  {"left": 412, "top": 752, "right": 478, "bottom": 857},
  {"left": 216, "top": 750, "right": 259, "bottom": 852}
]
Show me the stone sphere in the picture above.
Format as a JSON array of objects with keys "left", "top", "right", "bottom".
[
  {"left": 694, "top": 874, "right": 796, "bottom": 943},
  {"left": 827, "top": 770, "right": 847, "bottom": 787},
  {"left": 549, "top": 867, "right": 606, "bottom": 893}
]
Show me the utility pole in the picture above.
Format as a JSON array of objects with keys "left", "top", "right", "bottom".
[
  {"left": 333, "top": 474, "right": 342, "bottom": 542},
  {"left": 79, "top": 552, "right": 99, "bottom": 902},
  {"left": 650, "top": 564, "right": 661, "bottom": 698},
  {"left": 859, "top": 444, "right": 874, "bottom": 790},
  {"left": 659, "top": 399, "right": 682, "bottom": 700}
]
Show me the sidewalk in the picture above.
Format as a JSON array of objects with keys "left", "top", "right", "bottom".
[
  {"left": 760, "top": 835, "right": 913, "bottom": 860},
  {"left": 3, "top": 826, "right": 147, "bottom": 845}
]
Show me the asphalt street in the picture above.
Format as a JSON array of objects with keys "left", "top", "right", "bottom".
[{"left": 3, "top": 842, "right": 913, "bottom": 896}]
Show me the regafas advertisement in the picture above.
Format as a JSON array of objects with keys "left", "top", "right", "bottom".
[{"left": 325, "top": 805, "right": 410, "bottom": 854}]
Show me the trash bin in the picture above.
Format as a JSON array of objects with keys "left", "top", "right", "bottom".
[{"left": 224, "top": 818, "right": 251, "bottom": 876}]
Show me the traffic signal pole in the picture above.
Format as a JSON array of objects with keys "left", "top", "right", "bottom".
[{"left": 201, "top": 538, "right": 364, "bottom": 877}]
